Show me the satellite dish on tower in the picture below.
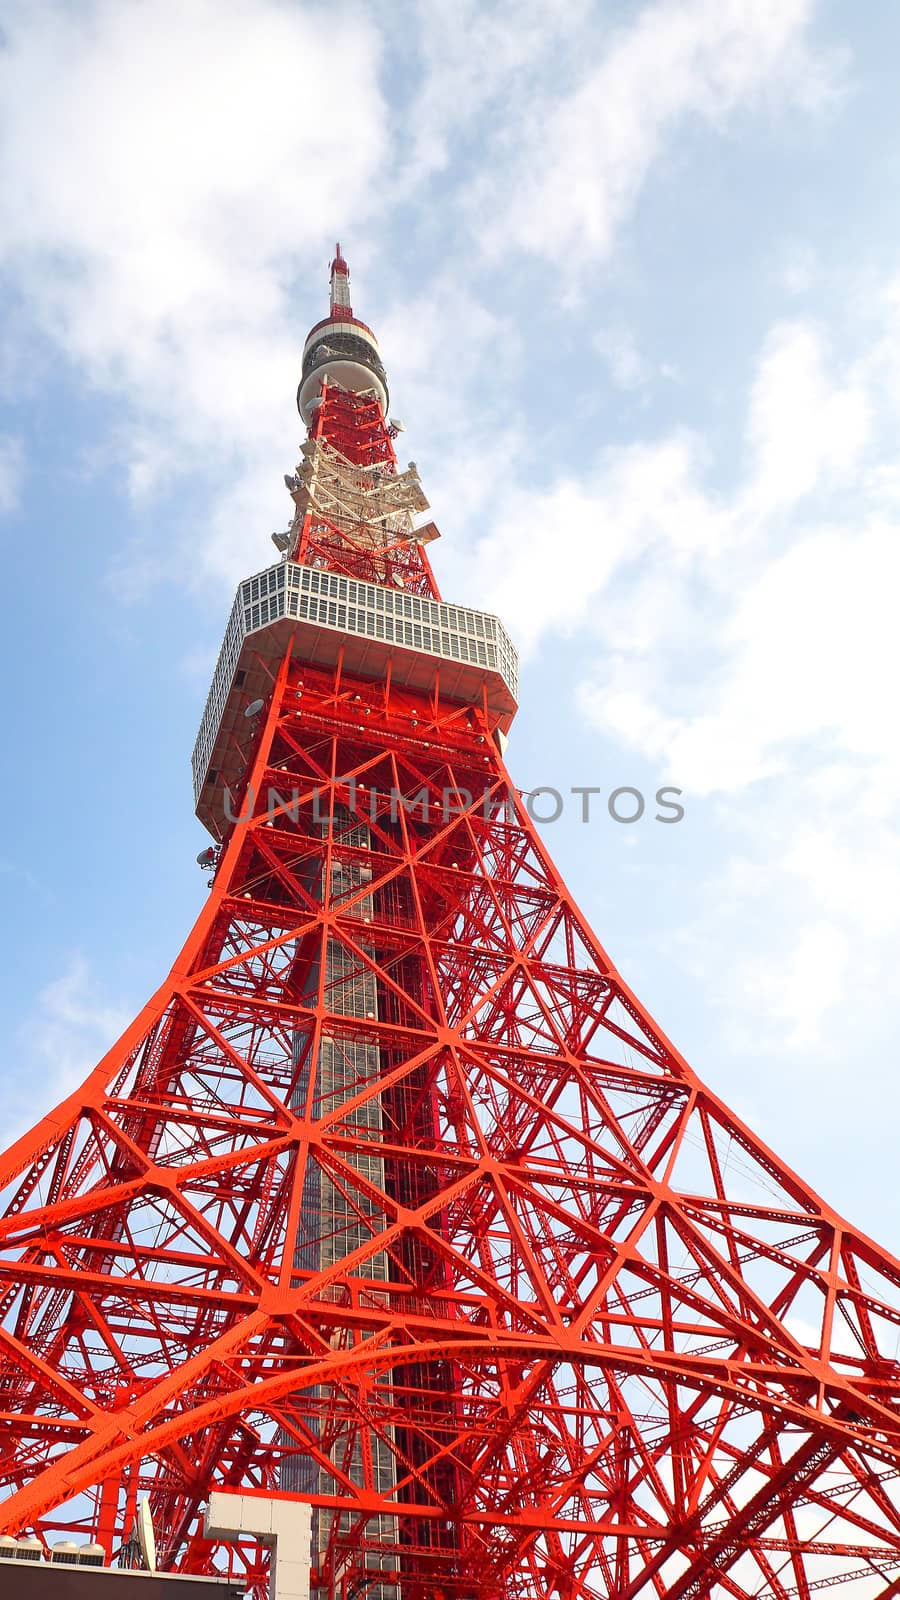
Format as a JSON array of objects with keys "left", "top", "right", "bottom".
[
  {"left": 244, "top": 698, "right": 265, "bottom": 719},
  {"left": 137, "top": 1499, "right": 156, "bottom": 1573}
]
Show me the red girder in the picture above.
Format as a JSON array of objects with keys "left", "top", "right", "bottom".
[{"left": 2, "top": 360, "right": 900, "bottom": 1600}]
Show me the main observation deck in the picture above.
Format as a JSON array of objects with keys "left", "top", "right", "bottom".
[{"left": 192, "top": 560, "right": 519, "bottom": 837}]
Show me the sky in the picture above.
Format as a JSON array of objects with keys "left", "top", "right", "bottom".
[{"left": 1, "top": 0, "right": 899, "bottom": 1250}]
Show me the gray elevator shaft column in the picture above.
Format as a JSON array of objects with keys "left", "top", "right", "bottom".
[{"left": 281, "top": 811, "right": 398, "bottom": 1600}]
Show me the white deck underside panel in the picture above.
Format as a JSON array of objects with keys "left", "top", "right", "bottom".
[{"left": 193, "top": 561, "right": 518, "bottom": 836}]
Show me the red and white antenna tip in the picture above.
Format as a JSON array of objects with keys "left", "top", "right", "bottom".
[{"left": 330, "top": 243, "right": 352, "bottom": 313}]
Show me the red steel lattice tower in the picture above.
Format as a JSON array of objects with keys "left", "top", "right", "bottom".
[{"left": 3, "top": 248, "right": 900, "bottom": 1599}]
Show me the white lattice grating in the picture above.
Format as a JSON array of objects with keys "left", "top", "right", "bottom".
[{"left": 192, "top": 561, "right": 518, "bottom": 801}]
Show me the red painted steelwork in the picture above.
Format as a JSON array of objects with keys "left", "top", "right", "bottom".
[{"left": 1, "top": 256, "right": 900, "bottom": 1600}]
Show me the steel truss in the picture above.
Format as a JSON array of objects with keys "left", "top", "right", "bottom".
[{"left": 2, "top": 382, "right": 900, "bottom": 1600}]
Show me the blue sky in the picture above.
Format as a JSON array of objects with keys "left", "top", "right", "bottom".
[{"left": 1, "top": 0, "right": 899, "bottom": 1248}]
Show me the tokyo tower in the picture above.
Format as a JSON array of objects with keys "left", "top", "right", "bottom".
[{"left": 3, "top": 245, "right": 900, "bottom": 1600}]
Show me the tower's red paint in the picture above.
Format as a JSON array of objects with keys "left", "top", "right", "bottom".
[{"left": 2, "top": 252, "right": 900, "bottom": 1599}]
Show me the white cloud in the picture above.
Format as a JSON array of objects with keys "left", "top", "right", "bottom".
[
  {"left": 778, "top": 241, "right": 819, "bottom": 296},
  {"left": 395, "top": 0, "right": 592, "bottom": 193},
  {"left": 376, "top": 273, "right": 519, "bottom": 437},
  {"left": 480, "top": 314, "right": 887, "bottom": 792},
  {"left": 458, "top": 299, "right": 900, "bottom": 1052},
  {"left": 0, "top": 0, "right": 837, "bottom": 593},
  {"left": 579, "top": 513, "right": 900, "bottom": 799},
  {"left": 476, "top": 0, "right": 835, "bottom": 273},
  {"left": 593, "top": 326, "right": 649, "bottom": 390},
  {"left": 472, "top": 432, "right": 730, "bottom": 653},
  {"left": 0, "top": 0, "right": 387, "bottom": 583},
  {"left": 744, "top": 322, "right": 870, "bottom": 514},
  {"left": 736, "top": 919, "right": 849, "bottom": 1051},
  {"left": 0, "top": 2, "right": 872, "bottom": 1082},
  {"left": 8, "top": 957, "right": 130, "bottom": 1140},
  {"left": 674, "top": 792, "right": 900, "bottom": 1068},
  {"left": 0, "top": 435, "right": 23, "bottom": 515}
]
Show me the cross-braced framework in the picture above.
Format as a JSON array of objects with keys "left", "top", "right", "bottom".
[
  {"left": 2, "top": 251, "right": 900, "bottom": 1600},
  {"left": 284, "top": 389, "right": 439, "bottom": 597}
]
